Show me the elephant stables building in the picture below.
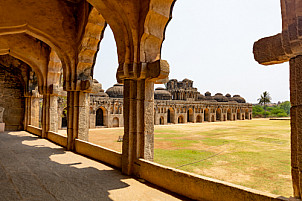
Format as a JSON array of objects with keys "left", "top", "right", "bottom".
[
  {"left": 0, "top": 0, "right": 298, "bottom": 201},
  {"left": 84, "top": 78, "right": 252, "bottom": 129}
]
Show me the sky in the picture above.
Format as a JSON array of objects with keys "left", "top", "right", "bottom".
[{"left": 93, "top": 0, "right": 289, "bottom": 104}]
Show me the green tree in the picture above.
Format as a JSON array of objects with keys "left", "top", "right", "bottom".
[
  {"left": 257, "top": 91, "right": 272, "bottom": 118},
  {"left": 280, "top": 101, "right": 291, "bottom": 115}
]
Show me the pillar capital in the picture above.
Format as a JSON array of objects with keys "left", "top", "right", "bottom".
[{"left": 117, "top": 60, "right": 170, "bottom": 84}]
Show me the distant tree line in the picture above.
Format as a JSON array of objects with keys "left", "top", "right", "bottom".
[
  {"left": 253, "top": 91, "right": 290, "bottom": 118},
  {"left": 253, "top": 101, "right": 290, "bottom": 118}
]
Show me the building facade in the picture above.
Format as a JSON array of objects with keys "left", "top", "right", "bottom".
[{"left": 59, "top": 78, "right": 252, "bottom": 129}]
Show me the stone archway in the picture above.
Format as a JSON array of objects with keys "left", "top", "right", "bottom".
[
  {"left": 167, "top": 108, "right": 175, "bottom": 123},
  {"left": 204, "top": 108, "right": 210, "bottom": 122},
  {"left": 237, "top": 109, "right": 241, "bottom": 120},
  {"left": 160, "top": 116, "right": 164, "bottom": 125},
  {"left": 96, "top": 107, "right": 107, "bottom": 127},
  {"left": 216, "top": 108, "right": 222, "bottom": 121},
  {"left": 227, "top": 108, "right": 231, "bottom": 120},
  {"left": 113, "top": 117, "right": 119, "bottom": 127},
  {"left": 196, "top": 115, "right": 202, "bottom": 123},
  {"left": 187, "top": 108, "right": 193, "bottom": 122},
  {"left": 178, "top": 115, "right": 184, "bottom": 124},
  {"left": 245, "top": 109, "right": 249, "bottom": 120}
]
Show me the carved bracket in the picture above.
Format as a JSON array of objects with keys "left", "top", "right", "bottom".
[{"left": 117, "top": 60, "right": 170, "bottom": 84}]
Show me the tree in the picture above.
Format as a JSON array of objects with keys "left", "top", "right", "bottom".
[
  {"left": 257, "top": 91, "right": 272, "bottom": 118},
  {"left": 280, "top": 101, "right": 291, "bottom": 115}
]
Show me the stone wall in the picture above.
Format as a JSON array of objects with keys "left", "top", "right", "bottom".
[{"left": 0, "top": 68, "right": 24, "bottom": 130}]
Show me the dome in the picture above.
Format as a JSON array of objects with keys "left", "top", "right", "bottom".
[
  {"left": 197, "top": 93, "right": 205, "bottom": 101},
  {"left": 233, "top": 95, "right": 246, "bottom": 103},
  {"left": 91, "top": 91, "right": 108, "bottom": 97},
  {"left": 213, "top": 93, "right": 229, "bottom": 102},
  {"left": 154, "top": 87, "right": 172, "bottom": 100},
  {"left": 91, "top": 79, "right": 107, "bottom": 97},
  {"left": 205, "top": 91, "right": 211, "bottom": 96},
  {"left": 106, "top": 84, "right": 124, "bottom": 98}
]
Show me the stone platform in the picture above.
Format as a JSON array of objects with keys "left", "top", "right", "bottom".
[{"left": 0, "top": 131, "right": 184, "bottom": 201}]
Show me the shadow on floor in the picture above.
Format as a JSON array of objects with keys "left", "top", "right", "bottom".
[{"left": 0, "top": 131, "right": 130, "bottom": 201}]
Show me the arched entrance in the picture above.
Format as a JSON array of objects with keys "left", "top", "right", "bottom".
[
  {"left": 96, "top": 107, "right": 106, "bottom": 126},
  {"left": 216, "top": 108, "right": 222, "bottom": 121},
  {"left": 237, "top": 109, "right": 241, "bottom": 120},
  {"left": 187, "top": 108, "right": 193, "bottom": 122},
  {"left": 178, "top": 115, "right": 184, "bottom": 123},
  {"left": 227, "top": 108, "right": 231, "bottom": 120},
  {"left": 204, "top": 108, "right": 210, "bottom": 122},
  {"left": 160, "top": 116, "right": 164, "bottom": 125},
  {"left": 62, "top": 108, "right": 67, "bottom": 128},
  {"left": 113, "top": 117, "right": 119, "bottom": 127},
  {"left": 245, "top": 109, "right": 249, "bottom": 120},
  {"left": 167, "top": 108, "right": 175, "bottom": 123},
  {"left": 196, "top": 115, "right": 202, "bottom": 123}
]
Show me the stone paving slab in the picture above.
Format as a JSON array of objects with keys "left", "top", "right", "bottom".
[{"left": 0, "top": 131, "right": 183, "bottom": 201}]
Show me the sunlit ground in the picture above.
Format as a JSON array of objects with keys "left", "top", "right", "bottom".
[{"left": 87, "top": 119, "right": 291, "bottom": 197}]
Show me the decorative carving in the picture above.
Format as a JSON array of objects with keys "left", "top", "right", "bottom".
[{"left": 0, "top": 107, "right": 4, "bottom": 123}]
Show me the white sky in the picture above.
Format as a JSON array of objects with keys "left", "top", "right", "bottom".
[{"left": 93, "top": 0, "right": 289, "bottom": 104}]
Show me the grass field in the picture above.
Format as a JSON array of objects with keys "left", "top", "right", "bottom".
[{"left": 88, "top": 119, "right": 292, "bottom": 197}]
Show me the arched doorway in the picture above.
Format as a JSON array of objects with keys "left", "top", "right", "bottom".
[
  {"left": 113, "top": 117, "right": 119, "bottom": 127},
  {"left": 216, "top": 108, "right": 222, "bottom": 121},
  {"left": 187, "top": 108, "right": 193, "bottom": 122},
  {"left": 178, "top": 115, "right": 184, "bottom": 123},
  {"left": 196, "top": 115, "right": 202, "bottom": 123},
  {"left": 167, "top": 108, "right": 175, "bottom": 123},
  {"left": 61, "top": 108, "right": 67, "bottom": 128},
  {"left": 160, "top": 116, "right": 164, "bottom": 125},
  {"left": 227, "top": 108, "right": 231, "bottom": 121},
  {"left": 96, "top": 107, "right": 106, "bottom": 126},
  {"left": 204, "top": 108, "right": 209, "bottom": 122},
  {"left": 237, "top": 109, "right": 241, "bottom": 120},
  {"left": 245, "top": 109, "right": 249, "bottom": 120}
]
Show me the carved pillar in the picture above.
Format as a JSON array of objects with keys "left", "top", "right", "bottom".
[
  {"left": 122, "top": 79, "right": 154, "bottom": 175},
  {"left": 118, "top": 60, "right": 169, "bottom": 175},
  {"left": 41, "top": 94, "right": 58, "bottom": 137},
  {"left": 66, "top": 91, "right": 89, "bottom": 150}
]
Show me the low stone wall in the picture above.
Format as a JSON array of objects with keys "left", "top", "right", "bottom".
[
  {"left": 138, "top": 159, "right": 288, "bottom": 201},
  {"left": 47, "top": 131, "right": 67, "bottom": 147},
  {"left": 75, "top": 139, "right": 122, "bottom": 169},
  {"left": 26, "top": 125, "right": 42, "bottom": 137}
]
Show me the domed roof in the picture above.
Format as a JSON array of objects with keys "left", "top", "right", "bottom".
[
  {"left": 225, "top": 93, "right": 235, "bottom": 101},
  {"left": 205, "top": 91, "right": 211, "bottom": 96},
  {"left": 213, "top": 93, "right": 228, "bottom": 102},
  {"left": 106, "top": 84, "right": 124, "bottom": 98},
  {"left": 233, "top": 95, "right": 246, "bottom": 103},
  {"left": 91, "top": 79, "right": 108, "bottom": 97},
  {"left": 154, "top": 87, "right": 172, "bottom": 100},
  {"left": 92, "top": 91, "right": 108, "bottom": 97},
  {"left": 197, "top": 93, "right": 205, "bottom": 101}
]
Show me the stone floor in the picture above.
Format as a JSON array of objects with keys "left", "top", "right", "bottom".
[{"left": 0, "top": 131, "right": 185, "bottom": 201}]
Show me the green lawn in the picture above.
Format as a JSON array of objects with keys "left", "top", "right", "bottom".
[
  {"left": 88, "top": 119, "right": 292, "bottom": 197},
  {"left": 153, "top": 119, "right": 291, "bottom": 197}
]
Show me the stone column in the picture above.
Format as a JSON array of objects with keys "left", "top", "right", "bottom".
[
  {"left": 66, "top": 91, "right": 89, "bottom": 150},
  {"left": 290, "top": 56, "right": 302, "bottom": 198},
  {"left": 122, "top": 79, "right": 154, "bottom": 175},
  {"left": 41, "top": 94, "right": 58, "bottom": 138},
  {"left": 24, "top": 96, "right": 31, "bottom": 130},
  {"left": 31, "top": 96, "right": 40, "bottom": 127}
]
